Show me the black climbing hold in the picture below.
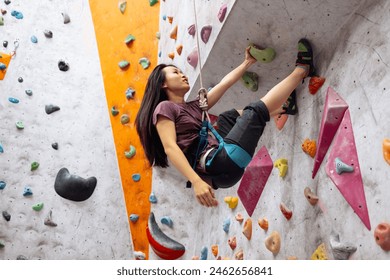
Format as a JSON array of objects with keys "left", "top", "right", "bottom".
[
  {"left": 45, "top": 104, "right": 60, "bottom": 114},
  {"left": 2, "top": 210, "right": 11, "bottom": 222},
  {"left": 16, "top": 255, "right": 28, "bottom": 260},
  {"left": 4, "top": 0, "right": 11, "bottom": 5},
  {"left": 44, "top": 30, "right": 53, "bottom": 38},
  {"left": 51, "top": 142, "right": 58, "bottom": 150},
  {"left": 58, "top": 60, "right": 69, "bottom": 71},
  {"left": 54, "top": 167, "right": 97, "bottom": 202},
  {"left": 18, "top": 77, "right": 23, "bottom": 83},
  {"left": 3, "top": 41, "right": 8, "bottom": 48}
]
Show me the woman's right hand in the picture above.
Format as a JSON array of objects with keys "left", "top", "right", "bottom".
[{"left": 192, "top": 179, "right": 218, "bottom": 207}]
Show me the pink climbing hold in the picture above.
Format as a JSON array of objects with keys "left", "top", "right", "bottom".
[
  {"left": 312, "top": 87, "right": 348, "bottom": 179},
  {"left": 200, "top": 25, "right": 212, "bottom": 43},
  {"left": 325, "top": 109, "right": 371, "bottom": 230},
  {"left": 187, "top": 48, "right": 199, "bottom": 68},
  {"left": 217, "top": 4, "right": 227, "bottom": 22},
  {"left": 188, "top": 24, "right": 196, "bottom": 36},
  {"left": 237, "top": 146, "right": 273, "bottom": 217}
]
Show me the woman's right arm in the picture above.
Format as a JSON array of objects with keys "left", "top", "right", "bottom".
[{"left": 155, "top": 116, "right": 218, "bottom": 207}]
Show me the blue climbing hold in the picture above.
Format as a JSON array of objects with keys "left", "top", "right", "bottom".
[
  {"left": 223, "top": 217, "right": 230, "bottom": 233},
  {"left": 23, "top": 186, "right": 33, "bottom": 196},
  {"left": 25, "top": 89, "right": 33, "bottom": 96},
  {"left": 129, "top": 214, "right": 139, "bottom": 223},
  {"left": 0, "top": 63, "right": 6, "bottom": 70},
  {"left": 0, "top": 181, "right": 6, "bottom": 190},
  {"left": 161, "top": 216, "right": 173, "bottom": 228},
  {"left": 0, "top": 143, "right": 3, "bottom": 153},
  {"left": 132, "top": 173, "right": 141, "bottom": 182},
  {"left": 149, "top": 192, "right": 157, "bottom": 203},
  {"left": 163, "top": 15, "right": 166, "bottom": 21},
  {"left": 11, "top": 10, "right": 23, "bottom": 19},
  {"left": 200, "top": 246, "right": 208, "bottom": 260},
  {"left": 31, "top": 36, "right": 38, "bottom": 43},
  {"left": 8, "top": 97, "right": 19, "bottom": 104}
]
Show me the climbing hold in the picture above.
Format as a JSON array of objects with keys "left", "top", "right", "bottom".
[
  {"left": 280, "top": 202, "right": 292, "bottom": 220},
  {"left": 238, "top": 146, "right": 273, "bottom": 217},
  {"left": 242, "top": 218, "right": 252, "bottom": 240},
  {"left": 118, "top": 1, "right": 127, "bottom": 14},
  {"left": 51, "top": 142, "right": 58, "bottom": 150},
  {"left": 335, "top": 157, "right": 354, "bottom": 175},
  {"left": 311, "top": 243, "right": 328, "bottom": 260},
  {"left": 62, "top": 13, "right": 70, "bottom": 24},
  {"left": 217, "top": 3, "right": 227, "bottom": 22},
  {"left": 31, "top": 161, "right": 39, "bottom": 171},
  {"left": 161, "top": 216, "right": 173, "bottom": 228},
  {"left": 58, "top": 60, "right": 69, "bottom": 71},
  {"left": 170, "top": 25, "right": 178, "bottom": 40},
  {"left": 16, "top": 121, "right": 24, "bottom": 129},
  {"left": 235, "top": 249, "right": 244, "bottom": 260},
  {"left": 330, "top": 233, "right": 357, "bottom": 260},
  {"left": 118, "top": 60, "right": 130, "bottom": 70},
  {"left": 44, "top": 210, "right": 57, "bottom": 227},
  {"left": 18, "top": 77, "right": 24, "bottom": 83},
  {"left": 309, "top": 76, "right": 326, "bottom": 95},
  {"left": 187, "top": 48, "right": 198, "bottom": 68},
  {"left": 9, "top": 97, "right": 19, "bottom": 104},
  {"left": 374, "top": 222, "right": 390, "bottom": 251},
  {"left": 235, "top": 213, "right": 244, "bottom": 223},
  {"left": 167, "top": 16, "right": 173, "bottom": 24},
  {"left": 249, "top": 44, "right": 276, "bottom": 63},
  {"left": 176, "top": 44, "right": 183, "bottom": 55},
  {"left": 129, "top": 214, "right": 139, "bottom": 223},
  {"left": 2, "top": 211, "right": 11, "bottom": 221},
  {"left": 124, "top": 145, "right": 136, "bottom": 158},
  {"left": 0, "top": 144, "right": 3, "bottom": 153},
  {"left": 139, "top": 57, "right": 150, "bottom": 69},
  {"left": 211, "top": 245, "right": 218, "bottom": 257},
  {"left": 258, "top": 217, "right": 269, "bottom": 231},
  {"left": 16, "top": 255, "right": 28, "bottom": 260},
  {"left": 191, "top": 256, "right": 199, "bottom": 260},
  {"left": 0, "top": 62, "right": 6, "bottom": 70},
  {"left": 156, "top": 32, "right": 160, "bottom": 39},
  {"left": 32, "top": 203, "right": 44, "bottom": 211},
  {"left": 241, "top": 71, "right": 259, "bottom": 91},
  {"left": 224, "top": 196, "right": 238, "bottom": 209},
  {"left": 200, "top": 246, "right": 208, "bottom": 260},
  {"left": 134, "top": 251, "right": 146, "bottom": 260},
  {"left": 382, "top": 138, "right": 390, "bottom": 165},
  {"left": 304, "top": 187, "right": 318, "bottom": 205},
  {"left": 0, "top": 16, "right": 3, "bottom": 26},
  {"left": 31, "top": 36, "right": 38, "bottom": 44},
  {"left": 162, "top": 15, "right": 166, "bottom": 21},
  {"left": 149, "top": 0, "right": 158, "bottom": 6},
  {"left": 23, "top": 186, "right": 33, "bottom": 196},
  {"left": 274, "top": 114, "right": 288, "bottom": 130},
  {"left": 223, "top": 217, "right": 230, "bottom": 233},
  {"left": 228, "top": 236, "right": 236, "bottom": 250},
  {"left": 302, "top": 139, "right": 316, "bottom": 158},
  {"left": 0, "top": 181, "right": 6, "bottom": 189},
  {"left": 146, "top": 212, "right": 185, "bottom": 260},
  {"left": 200, "top": 25, "right": 212, "bottom": 43},
  {"left": 265, "top": 231, "right": 281, "bottom": 255},
  {"left": 124, "top": 34, "right": 135, "bottom": 45},
  {"left": 11, "top": 10, "right": 23, "bottom": 19},
  {"left": 45, "top": 104, "right": 60, "bottom": 114},
  {"left": 188, "top": 24, "right": 195, "bottom": 36},
  {"left": 44, "top": 30, "right": 53, "bottom": 38},
  {"left": 4, "top": 0, "right": 10, "bottom": 5},
  {"left": 25, "top": 89, "right": 33, "bottom": 96},
  {"left": 120, "top": 114, "right": 130, "bottom": 124},
  {"left": 131, "top": 173, "right": 141, "bottom": 182},
  {"left": 111, "top": 106, "right": 119, "bottom": 116},
  {"left": 168, "top": 52, "right": 175, "bottom": 60},
  {"left": 54, "top": 167, "right": 97, "bottom": 202},
  {"left": 2, "top": 41, "right": 7, "bottom": 48},
  {"left": 125, "top": 87, "right": 135, "bottom": 99},
  {"left": 0, "top": 241, "right": 4, "bottom": 248},
  {"left": 149, "top": 192, "right": 157, "bottom": 203},
  {"left": 274, "top": 158, "right": 288, "bottom": 178}
]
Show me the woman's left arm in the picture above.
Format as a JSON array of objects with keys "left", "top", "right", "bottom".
[{"left": 206, "top": 47, "right": 257, "bottom": 109}]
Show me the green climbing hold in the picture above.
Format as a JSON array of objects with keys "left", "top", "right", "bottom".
[
  {"left": 119, "top": 60, "right": 130, "bottom": 70},
  {"left": 32, "top": 203, "right": 44, "bottom": 211},
  {"left": 241, "top": 71, "right": 259, "bottom": 92},
  {"left": 111, "top": 106, "right": 119, "bottom": 116},
  {"left": 125, "top": 145, "right": 136, "bottom": 159},
  {"left": 119, "top": 1, "right": 127, "bottom": 14},
  {"left": 16, "top": 121, "right": 24, "bottom": 129},
  {"left": 125, "top": 34, "right": 135, "bottom": 45},
  {"left": 139, "top": 57, "right": 151, "bottom": 69},
  {"left": 31, "top": 161, "right": 39, "bottom": 171},
  {"left": 121, "top": 114, "right": 130, "bottom": 124},
  {"left": 249, "top": 44, "right": 276, "bottom": 63},
  {"left": 149, "top": 0, "right": 158, "bottom": 6},
  {"left": 0, "top": 16, "right": 4, "bottom": 26}
]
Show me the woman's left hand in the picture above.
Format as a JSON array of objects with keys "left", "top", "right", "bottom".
[{"left": 245, "top": 46, "right": 257, "bottom": 65}]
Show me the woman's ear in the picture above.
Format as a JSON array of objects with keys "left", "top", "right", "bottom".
[{"left": 161, "top": 82, "right": 168, "bottom": 89}]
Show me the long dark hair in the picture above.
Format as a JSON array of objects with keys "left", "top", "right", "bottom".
[{"left": 135, "top": 64, "right": 175, "bottom": 167}]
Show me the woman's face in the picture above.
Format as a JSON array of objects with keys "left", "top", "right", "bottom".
[{"left": 162, "top": 66, "right": 190, "bottom": 95}]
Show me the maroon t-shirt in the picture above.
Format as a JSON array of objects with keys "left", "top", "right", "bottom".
[{"left": 153, "top": 99, "right": 219, "bottom": 171}]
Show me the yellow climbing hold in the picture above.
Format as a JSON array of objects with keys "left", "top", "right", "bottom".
[
  {"left": 274, "top": 158, "right": 288, "bottom": 178},
  {"left": 311, "top": 243, "right": 328, "bottom": 260},
  {"left": 224, "top": 196, "right": 238, "bottom": 209}
]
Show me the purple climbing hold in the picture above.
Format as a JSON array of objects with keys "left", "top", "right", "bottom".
[
  {"left": 217, "top": 4, "right": 227, "bottom": 22},
  {"left": 188, "top": 24, "right": 196, "bottom": 36},
  {"left": 187, "top": 48, "right": 199, "bottom": 68},
  {"left": 200, "top": 25, "right": 212, "bottom": 43}
]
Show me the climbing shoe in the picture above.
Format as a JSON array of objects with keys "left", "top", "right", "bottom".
[
  {"left": 296, "top": 38, "right": 316, "bottom": 78},
  {"left": 282, "top": 90, "right": 298, "bottom": 115}
]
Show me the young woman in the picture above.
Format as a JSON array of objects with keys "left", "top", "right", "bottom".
[{"left": 135, "top": 39, "right": 315, "bottom": 208}]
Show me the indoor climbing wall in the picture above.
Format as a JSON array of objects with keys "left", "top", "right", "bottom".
[
  {"left": 0, "top": 0, "right": 132, "bottom": 259},
  {"left": 150, "top": 0, "right": 390, "bottom": 260}
]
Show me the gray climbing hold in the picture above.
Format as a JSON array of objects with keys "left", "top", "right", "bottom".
[
  {"left": 45, "top": 104, "right": 60, "bottom": 114},
  {"left": 44, "top": 30, "right": 53, "bottom": 38},
  {"left": 149, "top": 192, "right": 157, "bottom": 203},
  {"left": 330, "top": 233, "right": 357, "bottom": 260},
  {"left": 111, "top": 106, "right": 119, "bottom": 116},
  {"left": 11, "top": 10, "right": 23, "bottom": 19},
  {"left": 124, "top": 34, "right": 135, "bottom": 45},
  {"left": 31, "top": 36, "right": 38, "bottom": 43},
  {"left": 62, "top": 12, "right": 70, "bottom": 24},
  {"left": 2, "top": 211, "right": 11, "bottom": 221},
  {"left": 16, "top": 255, "right": 28, "bottom": 260},
  {"left": 8, "top": 97, "right": 19, "bottom": 103},
  {"left": 31, "top": 161, "right": 39, "bottom": 171},
  {"left": 25, "top": 89, "right": 33, "bottom": 96},
  {"left": 223, "top": 217, "right": 230, "bottom": 233},
  {"left": 119, "top": 1, "right": 127, "bottom": 14},
  {"left": 18, "top": 77, "right": 23, "bottom": 83},
  {"left": 51, "top": 142, "right": 58, "bottom": 150},
  {"left": 44, "top": 210, "right": 57, "bottom": 227},
  {"left": 0, "top": 181, "right": 6, "bottom": 189},
  {"left": 129, "top": 214, "right": 139, "bottom": 223},
  {"left": 132, "top": 173, "right": 141, "bottom": 182},
  {"left": 23, "top": 186, "right": 33, "bottom": 196},
  {"left": 124, "top": 145, "right": 136, "bottom": 158},
  {"left": 125, "top": 87, "right": 135, "bottom": 99},
  {"left": 54, "top": 167, "right": 97, "bottom": 202},
  {"left": 119, "top": 60, "right": 130, "bottom": 70},
  {"left": 139, "top": 57, "right": 150, "bottom": 69},
  {"left": 335, "top": 157, "right": 354, "bottom": 175},
  {"left": 120, "top": 114, "right": 130, "bottom": 124},
  {"left": 161, "top": 216, "right": 173, "bottom": 228},
  {"left": 58, "top": 60, "right": 69, "bottom": 71},
  {"left": 200, "top": 246, "right": 208, "bottom": 260},
  {"left": 0, "top": 240, "right": 4, "bottom": 248},
  {"left": 32, "top": 203, "right": 44, "bottom": 211},
  {"left": 16, "top": 121, "right": 24, "bottom": 129}
]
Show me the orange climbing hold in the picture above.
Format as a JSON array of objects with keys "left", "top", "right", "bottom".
[
  {"left": 308, "top": 76, "right": 326, "bottom": 95},
  {"left": 383, "top": 138, "right": 390, "bottom": 165},
  {"left": 274, "top": 114, "right": 288, "bottom": 130},
  {"left": 235, "top": 249, "right": 244, "bottom": 260},
  {"left": 280, "top": 202, "right": 292, "bottom": 220},
  {"left": 265, "top": 231, "right": 281, "bottom": 255},
  {"left": 304, "top": 187, "right": 319, "bottom": 205},
  {"left": 228, "top": 236, "right": 236, "bottom": 250},
  {"left": 235, "top": 213, "right": 244, "bottom": 223},
  {"left": 167, "top": 16, "right": 173, "bottom": 23},
  {"left": 168, "top": 52, "right": 175, "bottom": 60},
  {"left": 258, "top": 217, "right": 269, "bottom": 231},
  {"left": 302, "top": 139, "right": 316, "bottom": 158},
  {"left": 176, "top": 44, "right": 183, "bottom": 55},
  {"left": 170, "top": 25, "right": 178, "bottom": 40},
  {"left": 242, "top": 218, "right": 252, "bottom": 240},
  {"left": 374, "top": 222, "right": 390, "bottom": 251},
  {"left": 211, "top": 245, "right": 219, "bottom": 257},
  {"left": 0, "top": 52, "right": 12, "bottom": 80}
]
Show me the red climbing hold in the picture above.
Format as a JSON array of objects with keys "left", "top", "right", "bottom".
[{"left": 308, "top": 76, "right": 326, "bottom": 95}]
